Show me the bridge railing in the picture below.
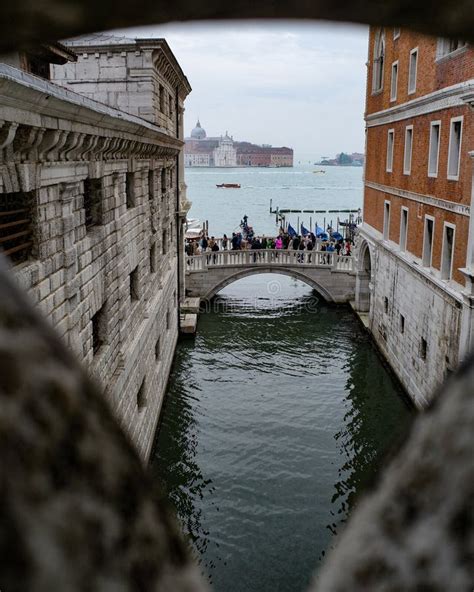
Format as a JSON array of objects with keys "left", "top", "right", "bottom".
[{"left": 186, "top": 249, "right": 355, "bottom": 272}]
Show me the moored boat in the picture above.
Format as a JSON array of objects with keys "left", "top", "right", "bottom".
[{"left": 216, "top": 183, "right": 241, "bottom": 188}]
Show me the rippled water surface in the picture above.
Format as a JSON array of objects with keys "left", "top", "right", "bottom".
[{"left": 150, "top": 275, "right": 412, "bottom": 592}]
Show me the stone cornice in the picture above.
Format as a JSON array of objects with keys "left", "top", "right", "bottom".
[
  {"left": 0, "top": 65, "right": 182, "bottom": 162},
  {"left": 365, "top": 180, "right": 470, "bottom": 217},
  {"left": 366, "top": 80, "right": 474, "bottom": 127}
]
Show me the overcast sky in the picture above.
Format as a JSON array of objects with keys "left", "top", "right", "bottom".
[{"left": 113, "top": 21, "right": 369, "bottom": 162}]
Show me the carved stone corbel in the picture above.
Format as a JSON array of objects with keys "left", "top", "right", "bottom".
[
  {"left": 47, "top": 130, "right": 70, "bottom": 162},
  {"left": 0, "top": 121, "right": 19, "bottom": 151}
]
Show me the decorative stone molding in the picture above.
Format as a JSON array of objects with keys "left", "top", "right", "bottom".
[
  {"left": 366, "top": 80, "right": 474, "bottom": 127},
  {"left": 365, "top": 180, "right": 471, "bottom": 217},
  {"left": 0, "top": 64, "right": 183, "bottom": 167}
]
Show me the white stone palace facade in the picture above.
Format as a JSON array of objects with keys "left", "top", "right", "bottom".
[{"left": 0, "top": 35, "right": 191, "bottom": 460}]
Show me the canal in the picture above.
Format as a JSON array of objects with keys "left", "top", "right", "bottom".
[{"left": 150, "top": 274, "right": 413, "bottom": 592}]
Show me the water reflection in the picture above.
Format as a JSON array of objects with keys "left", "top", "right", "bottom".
[{"left": 150, "top": 275, "right": 412, "bottom": 591}]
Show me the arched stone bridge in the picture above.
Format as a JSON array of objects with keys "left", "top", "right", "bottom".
[{"left": 185, "top": 249, "right": 356, "bottom": 301}]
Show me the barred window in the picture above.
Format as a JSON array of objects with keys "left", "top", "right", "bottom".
[
  {"left": 83, "top": 178, "right": 103, "bottom": 228},
  {"left": 0, "top": 191, "right": 34, "bottom": 264}
]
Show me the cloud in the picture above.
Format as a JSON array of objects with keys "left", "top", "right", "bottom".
[{"left": 112, "top": 20, "right": 368, "bottom": 159}]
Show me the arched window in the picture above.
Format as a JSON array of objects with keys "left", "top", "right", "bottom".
[{"left": 372, "top": 28, "right": 385, "bottom": 93}]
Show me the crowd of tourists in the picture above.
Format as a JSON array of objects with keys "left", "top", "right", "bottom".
[{"left": 185, "top": 228, "right": 353, "bottom": 260}]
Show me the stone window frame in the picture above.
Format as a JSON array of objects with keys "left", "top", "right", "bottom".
[
  {"left": 408, "top": 47, "right": 418, "bottom": 95},
  {"left": 436, "top": 38, "right": 468, "bottom": 62},
  {"left": 372, "top": 28, "right": 385, "bottom": 95},
  {"left": 403, "top": 125, "right": 414, "bottom": 175},
  {"left": 447, "top": 116, "right": 463, "bottom": 181},
  {"left": 399, "top": 206, "right": 409, "bottom": 252},
  {"left": 428, "top": 120, "right": 442, "bottom": 178},
  {"left": 390, "top": 60, "right": 399, "bottom": 102},
  {"left": 386, "top": 128, "right": 395, "bottom": 172},
  {"left": 440, "top": 221, "right": 456, "bottom": 281},
  {"left": 383, "top": 200, "right": 391, "bottom": 240},
  {"left": 422, "top": 214, "right": 435, "bottom": 268}
]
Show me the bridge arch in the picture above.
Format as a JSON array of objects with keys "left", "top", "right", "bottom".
[
  {"left": 201, "top": 267, "right": 337, "bottom": 302},
  {"left": 355, "top": 239, "right": 372, "bottom": 312}
]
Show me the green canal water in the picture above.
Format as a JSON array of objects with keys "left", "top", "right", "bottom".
[{"left": 150, "top": 274, "right": 413, "bottom": 592}]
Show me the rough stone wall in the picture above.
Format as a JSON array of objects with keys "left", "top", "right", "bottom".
[
  {"left": 360, "top": 228, "right": 462, "bottom": 407},
  {"left": 12, "top": 158, "right": 179, "bottom": 460},
  {"left": 0, "top": 62, "right": 183, "bottom": 461}
]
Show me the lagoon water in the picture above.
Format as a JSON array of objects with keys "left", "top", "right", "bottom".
[
  {"left": 183, "top": 163, "right": 363, "bottom": 237},
  {"left": 150, "top": 165, "right": 412, "bottom": 592}
]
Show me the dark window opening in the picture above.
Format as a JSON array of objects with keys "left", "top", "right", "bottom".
[
  {"left": 159, "top": 85, "right": 165, "bottom": 113},
  {"left": 161, "top": 168, "right": 167, "bottom": 195},
  {"left": 83, "top": 178, "right": 103, "bottom": 228},
  {"left": 25, "top": 54, "right": 51, "bottom": 80},
  {"left": 150, "top": 243, "right": 156, "bottom": 273},
  {"left": 166, "top": 309, "right": 170, "bottom": 330},
  {"left": 162, "top": 229, "right": 167, "bottom": 255},
  {"left": 400, "top": 314, "right": 405, "bottom": 334},
  {"left": 126, "top": 172, "right": 135, "bottom": 208},
  {"left": 137, "top": 379, "right": 146, "bottom": 410},
  {"left": 420, "top": 338, "right": 427, "bottom": 361},
  {"left": 148, "top": 169, "right": 155, "bottom": 201},
  {"left": 130, "top": 266, "right": 139, "bottom": 301},
  {"left": 0, "top": 191, "right": 34, "bottom": 265},
  {"left": 384, "top": 297, "right": 389, "bottom": 313},
  {"left": 92, "top": 303, "right": 107, "bottom": 355},
  {"left": 155, "top": 337, "right": 160, "bottom": 360}
]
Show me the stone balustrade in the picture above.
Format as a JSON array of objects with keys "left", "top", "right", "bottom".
[{"left": 187, "top": 249, "right": 355, "bottom": 272}]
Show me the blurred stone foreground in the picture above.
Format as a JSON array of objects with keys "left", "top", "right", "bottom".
[{"left": 0, "top": 1, "right": 473, "bottom": 590}]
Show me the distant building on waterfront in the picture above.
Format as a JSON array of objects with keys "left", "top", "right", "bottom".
[
  {"left": 354, "top": 29, "right": 474, "bottom": 408},
  {"left": 317, "top": 152, "right": 364, "bottom": 166},
  {"left": 184, "top": 119, "right": 293, "bottom": 167}
]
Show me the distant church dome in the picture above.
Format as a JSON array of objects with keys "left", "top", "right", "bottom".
[{"left": 191, "top": 119, "right": 206, "bottom": 140}]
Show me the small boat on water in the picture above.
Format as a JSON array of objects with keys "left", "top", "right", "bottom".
[
  {"left": 313, "top": 170, "right": 326, "bottom": 174},
  {"left": 216, "top": 183, "right": 241, "bottom": 188}
]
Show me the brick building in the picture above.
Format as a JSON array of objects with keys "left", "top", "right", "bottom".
[
  {"left": 0, "top": 35, "right": 191, "bottom": 460},
  {"left": 355, "top": 29, "right": 474, "bottom": 407}
]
